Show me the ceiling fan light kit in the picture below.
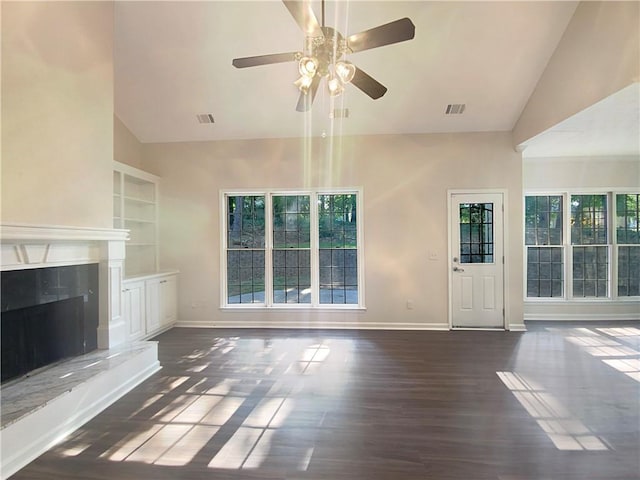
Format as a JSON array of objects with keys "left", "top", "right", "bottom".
[{"left": 232, "top": 0, "right": 415, "bottom": 112}]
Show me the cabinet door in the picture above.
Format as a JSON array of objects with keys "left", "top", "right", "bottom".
[
  {"left": 123, "top": 281, "right": 145, "bottom": 340},
  {"left": 159, "top": 276, "right": 177, "bottom": 328},
  {"left": 145, "top": 279, "right": 161, "bottom": 334}
]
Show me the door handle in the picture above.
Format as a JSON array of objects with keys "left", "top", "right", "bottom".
[{"left": 453, "top": 266, "right": 465, "bottom": 272}]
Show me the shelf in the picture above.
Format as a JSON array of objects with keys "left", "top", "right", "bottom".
[
  {"left": 115, "top": 161, "right": 159, "bottom": 276},
  {"left": 123, "top": 196, "right": 155, "bottom": 205},
  {"left": 124, "top": 218, "right": 155, "bottom": 224}
]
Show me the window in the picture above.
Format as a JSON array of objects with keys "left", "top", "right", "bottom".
[
  {"left": 525, "top": 192, "right": 640, "bottom": 301},
  {"left": 226, "top": 195, "right": 265, "bottom": 304},
  {"left": 223, "top": 190, "right": 362, "bottom": 308},
  {"left": 272, "top": 195, "right": 311, "bottom": 304},
  {"left": 525, "top": 196, "right": 563, "bottom": 297},
  {"left": 571, "top": 195, "right": 608, "bottom": 297},
  {"left": 318, "top": 194, "right": 359, "bottom": 303},
  {"left": 617, "top": 194, "right": 640, "bottom": 297}
]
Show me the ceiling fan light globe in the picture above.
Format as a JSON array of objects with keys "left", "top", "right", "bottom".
[
  {"left": 335, "top": 61, "right": 356, "bottom": 84},
  {"left": 294, "top": 75, "right": 313, "bottom": 92},
  {"left": 299, "top": 56, "right": 318, "bottom": 77},
  {"left": 327, "top": 76, "right": 344, "bottom": 96}
]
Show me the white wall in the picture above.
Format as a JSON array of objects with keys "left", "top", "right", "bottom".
[
  {"left": 114, "top": 116, "right": 144, "bottom": 170},
  {"left": 1, "top": 1, "right": 114, "bottom": 229},
  {"left": 524, "top": 156, "right": 640, "bottom": 190},
  {"left": 142, "top": 132, "right": 524, "bottom": 330},
  {"left": 514, "top": 1, "right": 640, "bottom": 146}
]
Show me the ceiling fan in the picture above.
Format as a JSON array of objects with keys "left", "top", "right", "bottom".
[{"left": 232, "top": 0, "right": 415, "bottom": 112}]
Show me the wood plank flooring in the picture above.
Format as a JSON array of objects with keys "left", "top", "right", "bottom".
[{"left": 9, "top": 324, "right": 640, "bottom": 480}]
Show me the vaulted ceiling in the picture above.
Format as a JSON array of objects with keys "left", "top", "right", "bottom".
[{"left": 113, "top": 1, "right": 638, "bottom": 156}]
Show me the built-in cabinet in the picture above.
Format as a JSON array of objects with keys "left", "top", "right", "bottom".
[
  {"left": 123, "top": 273, "right": 177, "bottom": 340},
  {"left": 114, "top": 161, "right": 178, "bottom": 340},
  {"left": 122, "top": 280, "right": 146, "bottom": 340}
]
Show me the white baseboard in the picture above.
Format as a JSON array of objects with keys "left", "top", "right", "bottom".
[
  {"left": 0, "top": 346, "right": 160, "bottom": 480},
  {"left": 524, "top": 313, "right": 640, "bottom": 322},
  {"left": 508, "top": 323, "right": 527, "bottom": 331},
  {"left": 175, "top": 320, "right": 450, "bottom": 331}
]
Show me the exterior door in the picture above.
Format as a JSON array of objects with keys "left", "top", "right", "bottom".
[{"left": 450, "top": 192, "right": 504, "bottom": 328}]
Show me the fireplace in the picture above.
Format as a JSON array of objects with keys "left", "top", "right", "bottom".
[{"left": 1, "top": 264, "right": 99, "bottom": 383}]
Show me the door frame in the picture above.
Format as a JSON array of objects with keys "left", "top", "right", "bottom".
[{"left": 447, "top": 189, "right": 511, "bottom": 330}]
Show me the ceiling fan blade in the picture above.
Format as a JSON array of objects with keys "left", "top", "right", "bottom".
[
  {"left": 232, "top": 52, "right": 300, "bottom": 68},
  {"left": 282, "top": 0, "right": 324, "bottom": 37},
  {"left": 296, "top": 75, "right": 321, "bottom": 112},
  {"left": 347, "top": 17, "right": 415, "bottom": 53},
  {"left": 351, "top": 67, "right": 387, "bottom": 100}
]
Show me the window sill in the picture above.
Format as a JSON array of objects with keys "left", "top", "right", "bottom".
[
  {"left": 525, "top": 298, "right": 640, "bottom": 305},
  {"left": 220, "top": 305, "right": 367, "bottom": 312}
]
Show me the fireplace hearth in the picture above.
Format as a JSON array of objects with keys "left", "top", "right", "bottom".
[{"left": 1, "top": 264, "right": 99, "bottom": 383}]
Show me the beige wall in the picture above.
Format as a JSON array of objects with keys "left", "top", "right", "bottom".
[
  {"left": 1, "top": 1, "right": 114, "bottom": 228},
  {"left": 514, "top": 1, "right": 640, "bottom": 146},
  {"left": 142, "top": 132, "right": 524, "bottom": 329},
  {"left": 524, "top": 156, "right": 640, "bottom": 190},
  {"left": 114, "top": 116, "right": 144, "bottom": 169}
]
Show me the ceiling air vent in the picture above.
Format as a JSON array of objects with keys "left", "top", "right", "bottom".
[
  {"left": 197, "top": 113, "right": 215, "bottom": 124},
  {"left": 330, "top": 108, "right": 350, "bottom": 119},
  {"left": 445, "top": 104, "right": 466, "bottom": 115}
]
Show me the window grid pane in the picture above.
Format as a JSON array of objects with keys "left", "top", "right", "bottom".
[
  {"left": 571, "top": 195, "right": 607, "bottom": 245},
  {"left": 273, "top": 250, "right": 311, "bottom": 304},
  {"left": 572, "top": 246, "right": 608, "bottom": 298},
  {"left": 525, "top": 195, "right": 563, "bottom": 245},
  {"left": 618, "top": 246, "right": 640, "bottom": 296},
  {"left": 226, "top": 250, "right": 265, "bottom": 304},
  {"left": 616, "top": 194, "right": 640, "bottom": 245},
  {"left": 227, "top": 195, "right": 265, "bottom": 248},
  {"left": 527, "top": 246, "right": 564, "bottom": 297},
  {"left": 459, "top": 203, "right": 494, "bottom": 263},
  {"left": 319, "top": 194, "right": 358, "bottom": 304}
]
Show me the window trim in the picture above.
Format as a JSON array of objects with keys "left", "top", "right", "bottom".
[
  {"left": 220, "top": 188, "right": 366, "bottom": 310},
  {"left": 524, "top": 189, "right": 640, "bottom": 302}
]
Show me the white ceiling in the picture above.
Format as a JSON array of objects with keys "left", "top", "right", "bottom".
[{"left": 114, "top": 0, "right": 634, "bottom": 153}]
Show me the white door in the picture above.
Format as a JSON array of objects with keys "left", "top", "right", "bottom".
[{"left": 450, "top": 193, "right": 504, "bottom": 328}]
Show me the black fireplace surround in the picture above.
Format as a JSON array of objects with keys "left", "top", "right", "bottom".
[{"left": 1, "top": 264, "right": 99, "bottom": 383}]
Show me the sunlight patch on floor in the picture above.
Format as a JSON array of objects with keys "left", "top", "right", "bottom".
[
  {"left": 497, "top": 371, "right": 608, "bottom": 451},
  {"left": 547, "top": 327, "right": 640, "bottom": 383}
]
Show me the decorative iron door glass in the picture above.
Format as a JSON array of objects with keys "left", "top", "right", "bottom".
[
  {"left": 458, "top": 202, "right": 494, "bottom": 264},
  {"left": 450, "top": 193, "right": 504, "bottom": 328}
]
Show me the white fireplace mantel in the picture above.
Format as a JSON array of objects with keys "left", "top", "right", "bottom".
[
  {"left": 1, "top": 223, "right": 130, "bottom": 349},
  {"left": 0, "top": 223, "right": 129, "bottom": 242}
]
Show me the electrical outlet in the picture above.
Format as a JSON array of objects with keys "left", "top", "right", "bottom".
[{"left": 406, "top": 300, "right": 414, "bottom": 310}]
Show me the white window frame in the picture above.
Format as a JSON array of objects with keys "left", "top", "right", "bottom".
[
  {"left": 220, "top": 188, "right": 365, "bottom": 310},
  {"left": 524, "top": 189, "right": 640, "bottom": 303}
]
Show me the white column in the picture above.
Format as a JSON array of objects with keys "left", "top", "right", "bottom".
[{"left": 98, "top": 239, "right": 127, "bottom": 348}]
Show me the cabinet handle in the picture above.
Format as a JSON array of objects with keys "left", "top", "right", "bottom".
[
  {"left": 122, "top": 288, "right": 130, "bottom": 292},
  {"left": 160, "top": 280, "right": 168, "bottom": 284}
]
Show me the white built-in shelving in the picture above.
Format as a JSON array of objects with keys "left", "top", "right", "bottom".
[
  {"left": 113, "top": 162, "right": 159, "bottom": 278},
  {"left": 113, "top": 161, "right": 178, "bottom": 340}
]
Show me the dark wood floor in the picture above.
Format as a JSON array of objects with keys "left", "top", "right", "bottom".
[{"left": 10, "top": 324, "right": 640, "bottom": 480}]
